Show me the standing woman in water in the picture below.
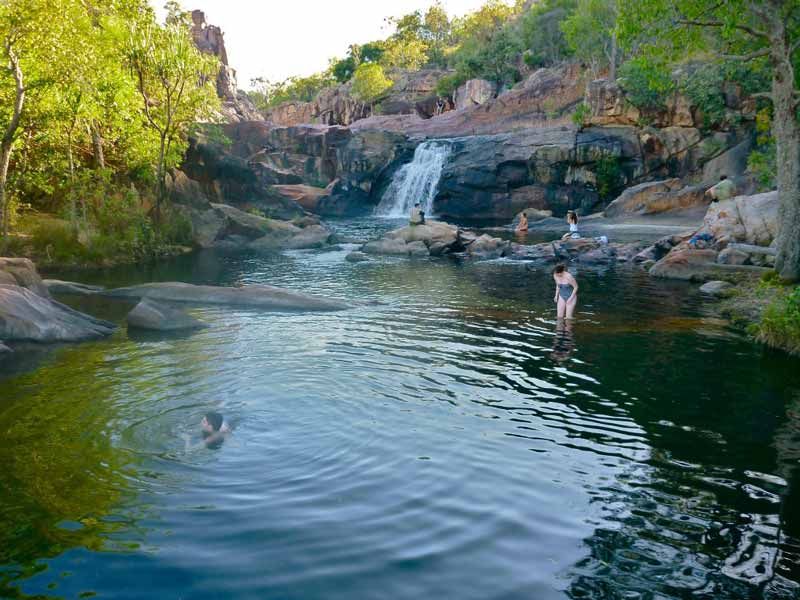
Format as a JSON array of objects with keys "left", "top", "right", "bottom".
[{"left": 553, "top": 264, "right": 578, "bottom": 320}]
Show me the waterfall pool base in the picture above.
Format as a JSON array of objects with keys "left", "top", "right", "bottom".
[{"left": 1, "top": 219, "right": 799, "bottom": 600}]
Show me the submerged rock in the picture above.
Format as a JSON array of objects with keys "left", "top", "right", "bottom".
[
  {"left": 127, "top": 298, "right": 207, "bottom": 331},
  {"left": 103, "top": 282, "right": 349, "bottom": 312},
  {"left": 44, "top": 280, "right": 105, "bottom": 296},
  {"left": 0, "top": 341, "right": 11, "bottom": 354},
  {"left": 345, "top": 251, "right": 372, "bottom": 263},
  {"left": 0, "top": 284, "right": 116, "bottom": 342}
]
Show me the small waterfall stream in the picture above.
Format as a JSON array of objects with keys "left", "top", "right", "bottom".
[{"left": 375, "top": 141, "right": 450, "bottom": 218}]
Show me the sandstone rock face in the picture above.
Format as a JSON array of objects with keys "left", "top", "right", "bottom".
[
  {"left": 587, "top": 76, "right": 754, "bottom": 131},
  {"left": 0, "top": 257, "right": 49, "bottom": 297},
  {"left": 604, "top": 179, "right": 708, "bottom": 217},
  {"left": 435, "top": 127, "right": 625, "bottom": 220},
  {"left": 382, "top": 69, "right": 452, "bottom": 118},
  {"left": 353, "top": 64, "right": 586, "bottom": 138},
  {"left": 0, "top": 284, "right": 116, "bottom": 342},
  {"left": 127, "top": 298, "right": 207, "bottom": 331},
  {"left": 265, "top": 82, "right": 370, "bottom": 127},
  {"left": 104, "top": 282, "right": 349, "bottom": 311},
  {"left": 190, "top": 11, "right": 261, "bottom": 123},
  {"left": 701, "top": 191, "right": 778, "bottom": 247},
  {"left": 455, "top": 79, "right": 497, "bottom": 110},
  {"left": 586, "top": 80, "right": 640, "bottom": 127}
]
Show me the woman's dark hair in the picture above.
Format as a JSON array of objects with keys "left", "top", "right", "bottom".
[
  {"left": 567, "top": 211, "right": 578, "bottom": 224},
  {"left": 205, "top": 411, "right": 224, "bottom": 431},
  {"left": 553, "top": 264, "right": 567, "bottom": 274}
]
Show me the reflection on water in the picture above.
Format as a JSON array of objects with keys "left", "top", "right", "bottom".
[{"left": 1, "top": 218, "right": 799, "bottom": 599}]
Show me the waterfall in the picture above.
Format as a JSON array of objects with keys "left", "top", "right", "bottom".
[{"left": 375, "top": 141, "right": 450, "bottom": 218}]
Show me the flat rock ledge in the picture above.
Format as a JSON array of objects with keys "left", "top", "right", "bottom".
[
  {"left": 362, "top": 222, "right": 512, "bottom": 259},
  {"left": 103, "top": 282, "right": 349, "bottom": 312},
  {"left": 127, "top": 298, "right": 208, "bottom": 331},
  {"left": 0, "top": 284, "right": 116, "bottom": 342}
]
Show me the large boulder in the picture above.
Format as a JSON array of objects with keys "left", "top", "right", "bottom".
[
  {"left": 0, "top": 257, "right": 49, "bottom": 297},
  {"left": 103, "top": 282, "right": 349, "bottom": 311},
  {"left": 0, "top": 284, "right": 116, "bottom": 342},
  {"left": 248, "top": 223, "right": 332, "bottom": 252},
  {"left": 454, "top": 79, "right": 497, "bottom": 110},
  {"left": 649, "top": 248, "right": 720, "bottom": 281},
  {"left": 604, "top": 179, "right": 708, "bottom": 217},
  {"left": 702, "top": 191, "right": 778, "bottom": 247},
  {"left": 127, "top": 298, "right": 207, "bottom": 331},
  {"left": 272, "top": 184, "right": 333, "bottom": 213}
]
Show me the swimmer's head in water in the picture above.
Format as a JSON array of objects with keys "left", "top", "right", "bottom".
[
  {"left": 202, "top": 411, "right": 224, "bottom": 432},
  {"left": 553, "top": 264, "right": 567, "bottom": 274}
]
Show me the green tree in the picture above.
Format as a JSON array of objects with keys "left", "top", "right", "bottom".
[
  {"left": 519, "top": 0, "right": 577, "bottom": 68},
  {"left": 125, "top": 16, "right": 220, "bottom": 221},
  {"left": 562, "top": 0, "right": 619, "bottom": 78},
  {"left": 350, "top": 63, "right": 394, "bottom": 104},
  {"left": 619, "top": 0, "right": 800, "bottom": 280},
  {"left": 423, "top": 3, "right": 453, "bottom": 67}
]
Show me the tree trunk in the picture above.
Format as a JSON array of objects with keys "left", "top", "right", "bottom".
[
  {"left": 156, "top": 133, "right": 167, "bottom": 225},
  {"left": 91, "top": 123, "right": 105, "bottom": 170},
  {"left": 770, "top": 21, "right": 800, "bottom": 281},
  {"left": 0, "top": 43, "right": 25, "bottom": 247},
  {"left": 608, "top": 31, "right": 618, "bottom": 81}
]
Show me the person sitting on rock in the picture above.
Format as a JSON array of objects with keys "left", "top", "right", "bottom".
[
  {"left": 410, "top": 203, "right": 424, "bottom": 226},
  {"left": 516, "top": 211, "right": 529, "bottom": 233},
  {"left": 183, "top": 411, "right": 231, "bottom": 450},
  {"left": 706, "top": 175, "right": 736, "bottom": 203},
  {"left": 561, "top": 211, "right": 580, "bottom": 240}
]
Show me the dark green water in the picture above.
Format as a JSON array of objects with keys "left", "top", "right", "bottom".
[{"left": 1, "top": 219, "right": 799, "bottom": 599}]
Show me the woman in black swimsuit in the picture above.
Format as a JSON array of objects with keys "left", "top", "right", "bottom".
[{"left": 553, "top": 264, "right": 578, "bottom": 320}]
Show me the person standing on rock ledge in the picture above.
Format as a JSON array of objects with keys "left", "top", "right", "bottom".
[
  {"left": 706, "top": 175, "right": 736, "bottom": 203},
  {"left": 553, "top": 264, "right": 579, "bottom": 320}
]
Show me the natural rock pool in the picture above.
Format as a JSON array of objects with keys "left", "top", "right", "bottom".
[{"left": 1, "top": 219, "right": 799, "bottom": 599}]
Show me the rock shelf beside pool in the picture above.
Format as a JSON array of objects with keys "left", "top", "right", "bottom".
[{"left": 103, "top": 282, "right": 350, "bottom": 311}]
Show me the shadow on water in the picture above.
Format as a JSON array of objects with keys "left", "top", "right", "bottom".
[{"left": 1, "top": 218, "right": 799, "bottom": 599}]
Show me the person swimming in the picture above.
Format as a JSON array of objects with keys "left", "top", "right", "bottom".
[
  {"left": 516, "top": 211, "right": 529, "bottom": 233},
  {"left": 552, "top": 264, "right": 578, "bottom": 320},
  {"left": 183, "top": 411, "right": 231, "bottom": 450}
]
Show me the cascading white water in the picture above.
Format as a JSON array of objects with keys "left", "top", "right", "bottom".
[{"left": 374, "top": 141, "right": 450, "bottom": 218}]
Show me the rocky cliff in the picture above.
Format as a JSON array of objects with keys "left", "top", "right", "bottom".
[
  {"left": 176, "top": 51, "right": 756, "bottom": 222},
  {"left": 190, "top": 10, "right": 262, "bottom": 123}
]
